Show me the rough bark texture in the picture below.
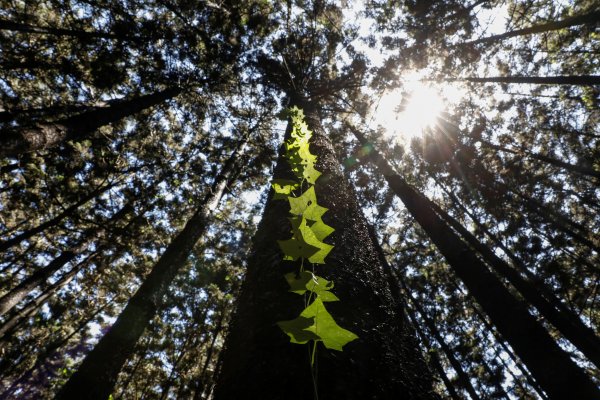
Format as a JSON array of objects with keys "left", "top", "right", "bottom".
[
  {"left": 214, "top": 106, "right": 435, "bottom": 400},
  {"left": 0, "top": 87, "right": 182, "bottom": 157},
  {"left": 351, "top": 129, "right": 600, "bottom": 399},
  {"left": 55, "top": 144, "right": 243, "bottom": 400}
]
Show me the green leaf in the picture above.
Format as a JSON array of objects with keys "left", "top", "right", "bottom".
[
  {"left": 304, "top": 298, "right": 358, "bottom": 351},
  {"left": 277, "top": 316, "right": 319, "bottom": 344},
  {"left": 278, "top": 236, "right": 319, "bottom": 262},
  {"left": 284, "top": 271, "right": 339, "bottom": 302},
  {"left": 283, "top": 217, "right": 333, "bottom": 264},
  {"left": 288, "top": 187, "right": 328, "bottom": 221},
  {"left": 279, "top": 298, "right": 358, "bottom": 351},
  {"left": 272, "top": 179, "right": 299, "bottom": 200},
  {"left": 310, "top": 219, "right": 335, "bottom": 241}
]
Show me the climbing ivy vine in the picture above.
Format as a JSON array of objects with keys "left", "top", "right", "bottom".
[{"left": 273, "top": 107, "right": 358, "bottom": 367}]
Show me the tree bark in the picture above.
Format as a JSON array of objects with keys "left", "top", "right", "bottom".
[
  {"left": 0, "top": 253, "right": 96, "bottom": 341},
  {"left": 454, "top": 75, "right": 600, "bottom": 86},
  {"left": 214, "top": 104, "right": 436, "bottom": 400},
  {"left": 0, "top": 18, "right": 125, "bottom": 40},
  {"left": 480, "top": 140, "right": 600, "bottom": 179},
  {"left": 55, "top": 140, "right": 246, "bottom": 400},
  {"left": 0, "top": 182, "right": 115, "bottom": 253},
  {"left": 459, "top": 9, "right": 600, "bottom": 46},
  {"left": 423, "top": 187, "right": 600, "bottom": 369},
  {"left": 401, "top": 280, "right": 481, "bottom": 400},
  {"left": 0, "top": 87, "right": 182, "bottom": 157},
  {"left": 0, "top": 204, "right": 131, "bottom": 316},
  {"left": 351, "top": 127, "right": 600, "bottom": 400}
]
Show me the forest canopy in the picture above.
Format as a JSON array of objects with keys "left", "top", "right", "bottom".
[{"left": 0, "top": 0, "right": 599, "bottom": 399}]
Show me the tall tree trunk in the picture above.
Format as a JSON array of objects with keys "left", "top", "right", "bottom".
[
  {"left": 0, "top": 204, "right": 131, "bottom": 316},
  {"left": 214, "top": 103, "right": 435, "bottom": 400},
  {"left": 0, "top": 87, "right": 182, "bottom": 157},
  {"left": 480, "top": 140, "right": 600, "bottom": 179},
  {"left": 0, "top": 253, "right": 96, "bottom": 340},
  {"left": 459, "top": 9, "right": 600, "bottom": 46},
  {"left": 400, "top": 279, "right": 481, "bottom": 400},
  {"left": 193, "top": 304, "right": 227, "bottom": 400},
  {"left": 0, "top": 181, "right": 115, "bottom": 252},
  {"left": 0, "top": 18, "right": 125, "bottom": 40},
  {"left": 55, "top": 140, "right": 246, "bottom": 400},
  {"left": 422, "top": 185, "right": 600, "bottom": 368},
  {"left": 452, "top": 75, "right": 600, "bottom": 86},
  {"left": 351, "top": 127, "right": 600, "bottom": 399},
  {"left": 405, "top": 307, "right": 462, "bottom": 400}
]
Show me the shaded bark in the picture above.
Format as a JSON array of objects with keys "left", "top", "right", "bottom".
[
  {"left": 0, "top": 182, "right": 115, "bottom": 253},
  {"left": 351, "top": 127, "right": 600, "bottom": 399},
  {"left": 423, "top": 187, "right": 600, "bottom": 369},
  {"left": 460, "top": 10, "right": 600, "bottom": 46},
  {"left": 214, "top": 104, "right": 435, "bottom": 400},
  {"left": 55, "top": 140, "right": 246, "bottom": 400},
  {"left": 480, "top": 140, "right": 600, "bottom": 179},
  {"left": 0, "top": 204, "right": 131, "bottom": 316},
  {"left": 0, "top": 87, "right": 182, "bottom": 157},
  {"left": 0, "top": 253, "right": 96, "bottom": 341},
  {"left": 401, "top": 280, "right": 481, "bottom": 400},
  {"left": 455, "top": 75, "right": 600, "bottom": 86}
]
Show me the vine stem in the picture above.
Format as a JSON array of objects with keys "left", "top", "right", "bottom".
[{"left": 309, "top": 340, "right": 319, "bottom": 400}]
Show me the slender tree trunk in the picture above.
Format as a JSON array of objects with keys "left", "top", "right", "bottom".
[
  {"left": 448, "top": 158, "right": 600, "bottom": 255},
  {"left": 55, "top": 140, "right": 246, "bottom": 400},
  {"left": 459, "top": 9, "right": 600, "bottom": 46},
  {"left": 0, "top": 182, "right": 115, "bottom": 253},
  {"left": 422, "top": 185, "right": 600, "bottom": 368},
  {"left": 193, "top": 305, "right": 227, "bottom": 399},
  {"left": 434, "top": 174, "right": 597, "bottom": 327},
  {"left": 0, "top": 296, "right": 115, "bottom": 394},
  {"left": 451, "top": 75, "right": 600, "bottom": 86},
  {"left": 214, "top": 103, "right": 435, "bottom": 400},
  {"left": 0, "top": 204, "right": 131, "bottom": 316},
  {"left": 480, "top": 140, "right": 600, "bottom": 179},
  {"left": 401, "top": 280, "right": 481, "bottom": 400},
  {"left": 406, "top": 308, "right": 462, "bottom": 400},
  {"left": 0, "top": 254, "right": 96, "bottom": 340},
  {"left": 0, "top": 87, "right": 182, "bottom": 157},
  {"left": 0, "top": 18, "right": 125, "bottom": 40},
  {"left": 351, "top": 127, "right": 600, "bottom": 399}
]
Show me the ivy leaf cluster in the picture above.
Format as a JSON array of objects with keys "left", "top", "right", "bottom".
[{"left": 274, "top": 107, "right": 358, "bottom": 355}]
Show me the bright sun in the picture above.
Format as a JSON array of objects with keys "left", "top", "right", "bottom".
[{"left": 371, "top": 76, "right": 465, "bottom": 142}]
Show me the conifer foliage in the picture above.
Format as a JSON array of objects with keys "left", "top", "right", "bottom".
[{"left": 1, "top": 0, "right": 598, "bottom": 399}]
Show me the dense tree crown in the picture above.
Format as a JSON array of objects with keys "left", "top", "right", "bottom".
[{"left": 0, "top": 0, "right": 598, "bottom": 399}]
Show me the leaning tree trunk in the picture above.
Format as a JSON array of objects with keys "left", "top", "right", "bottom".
[
  {"left": 0, "top": 182, "right": 115, "bottom": 253},
  {"left": 214, "top": 102, "right": 436, "bottom": 400},
  {"left": 55, "top": 140, "right": 246, "bottom": 400},
  {"left": 0, "top": 87, "right": 182, "bottom": 157},
  {"left": 0, "top": 204, "right": 131, "bottom": 316},
  {"left": 458, "top": 9, "right": 600, "bottom": 46},
  {"left": 350, "top": 127, "right": 600, "bottom": 400},
  {"left": 0, "top": 18, "right": 125, "bottom": 40},
  {"left": 423, "top": 184, "right": 600, "bottom": 368},
  {"left": 452, "top": 75, "right": 600, "bottom": 86},
  {"left": 480, "top": 140, "right": 600, "bottom": 179},
  {"left": 400, "top": 281, "right": 481, "bottom": 400}
]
